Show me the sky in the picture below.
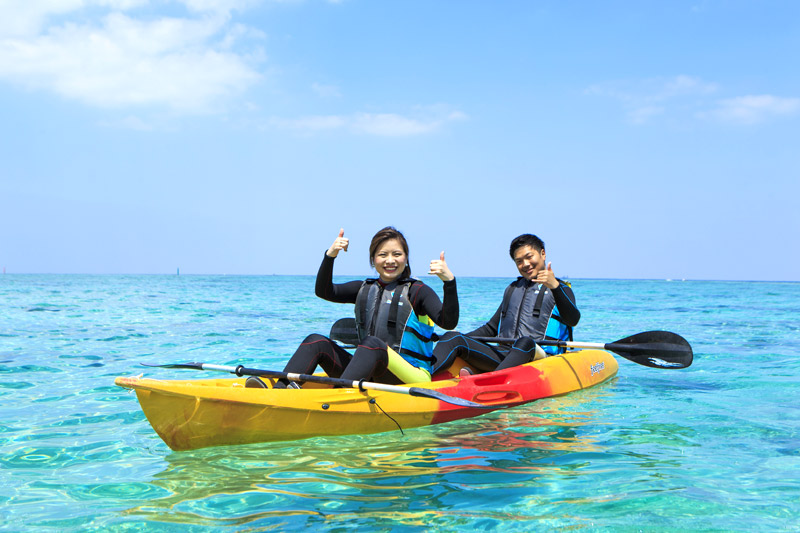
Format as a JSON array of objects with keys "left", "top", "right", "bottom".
[{"left": 1, "top": 0, "right": 798, "bottom": 281}]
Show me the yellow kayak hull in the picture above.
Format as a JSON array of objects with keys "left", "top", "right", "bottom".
[{"left": 116, "top": 349, "right": 618, "bottom": 451}]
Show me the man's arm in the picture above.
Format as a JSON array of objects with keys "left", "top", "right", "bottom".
[{"left": 552, "top": 283, "right": 580, "bottom": 326}]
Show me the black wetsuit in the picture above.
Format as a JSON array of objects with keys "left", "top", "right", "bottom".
[
  {"left": 278, "top": 254, "right": 458, "bottom": 386},
  {"left": 432, "top": 279, "right": 579, "bottom": 372}
]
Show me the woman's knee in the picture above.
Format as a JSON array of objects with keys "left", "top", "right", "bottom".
[
  {"left": 345, "top": 338, "right": 389, "bottom": 379},
  {"left": 358, "top": 335, "right": 387, "bottom": 350},
  {"left": 354, "top": 337, "right": 389, "bottom": 366},
  {"left": 301, "top": 333, "right": 332, "bottom": 345}
]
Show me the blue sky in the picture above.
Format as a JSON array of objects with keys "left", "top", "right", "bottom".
[{"left": 1, "top": 0, "right": 798, "bottom": 281}]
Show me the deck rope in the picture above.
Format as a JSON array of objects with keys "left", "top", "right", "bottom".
[{"left": 369, "top": 398, "right": 404, "bottom": 435}]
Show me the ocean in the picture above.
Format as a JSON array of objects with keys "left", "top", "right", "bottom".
[{"left": 1, "top": 275, "right": 798, "bottom": 531}]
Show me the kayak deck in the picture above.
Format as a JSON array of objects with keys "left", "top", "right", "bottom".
[{"left": 115, "top": 349, "right": 618, "bottom": 450}]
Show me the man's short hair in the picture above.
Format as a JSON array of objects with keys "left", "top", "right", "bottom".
[{"left": 509, "top": 234, "right": 545, "bottom": 258}]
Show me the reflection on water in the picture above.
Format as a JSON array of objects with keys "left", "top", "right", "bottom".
[
  {"left": 4, "top": 276, "right": 799, "bottom": 530},
  {"left": 120, "top": 384, "right": 621, "bottom": 529}
]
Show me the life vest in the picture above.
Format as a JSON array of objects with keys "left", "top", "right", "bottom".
[
  {"left": 497, "top": 277, "right": 574, "bottom": 354},
  {"left": 354, "top": 278, "right": 436, "bottom": 372}
]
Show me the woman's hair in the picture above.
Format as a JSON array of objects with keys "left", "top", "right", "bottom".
[
  {"left": 369, "top": 226, "right": 411, "bottom": 278},
  {"left": 509, "top": 233, "right": 545, "bottom": 258}
]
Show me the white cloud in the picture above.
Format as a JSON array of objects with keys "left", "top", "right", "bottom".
[
  {"left": 628, "top": 105, "right": 664, "bottom": 125},
  {"left": 586, "top": 75, "right": 716, "bottom": 103},
  {"left": 0, "top": 1, "right": 149, "bottom": 37},
  {"left": 268, "top": 114, "right": 346, "bottom": 132},
  {"left": 269, "top": 109, "right": 467, "bottom": 137},
  {"left": 586, "top": 75, "right": 717, "bottom": 124},
  {"left": 180, "top": 0, "right": 264, "bottom": 15},
  {"left": 0, "top": 1, "right": 464, "bottom": 129},
  {"left": 704, "top": 95, "right": 800, "bottom": 124},
  {"left": 311, "top": 82, "right": 341, "bottom": 98},
  {"left": 352, "top": 113, "right": 441, "bottom": 136},
  {"left": 588, "top": 75, "right": 799, "bottom": 126},
  {"left": 0, "top": 2, "right": 264, "bottom": 113},
  {"left": 660, "top": 74, "right": 717, "bottom": 98}
]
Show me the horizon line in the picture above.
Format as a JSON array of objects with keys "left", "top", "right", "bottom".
[{"left": 1, "top": 272, "right": 798, "bottom": 283}]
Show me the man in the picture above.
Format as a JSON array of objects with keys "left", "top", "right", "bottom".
[{"left": 432, "top": 234, "right": 580, "bottom": 373}]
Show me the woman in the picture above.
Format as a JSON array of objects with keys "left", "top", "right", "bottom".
[{"left": 249, "top": 226, "right": 457, "bottom": 388}]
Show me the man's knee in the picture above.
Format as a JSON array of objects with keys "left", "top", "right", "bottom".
[
  {"left": 512, "top": 336, "right": 537, "bottom": 352},
  {"left": 512, "top": 336, "right": 546, "bottom": 360},
  {"left": 435, "top": 331, "right": 469, "bottom": 352},
  {"left": 438, "top": 331, "right": 461, "bottom": 344}
]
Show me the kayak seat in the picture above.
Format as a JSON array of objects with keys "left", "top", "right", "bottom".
[{"left": 245, "top": 376, "right": 268, "bottom": 388}]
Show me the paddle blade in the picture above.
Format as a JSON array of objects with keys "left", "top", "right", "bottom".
[
  {"left": 329, "top": 317, "right": 360, "bottom": 346},
  {"left": 407, "top": 387, "right": 495, "bottom": 409},
  {"left": 607, "top": 331, "right": 693, "bottom": 369}
]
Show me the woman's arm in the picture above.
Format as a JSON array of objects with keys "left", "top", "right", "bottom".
[
  {"left": 314, "top": 253, "right": 362, "bottom": 303},
  {"left": 409, "top": 279, "right": 459, "bottom": 330}
]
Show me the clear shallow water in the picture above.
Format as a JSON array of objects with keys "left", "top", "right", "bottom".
[{"left": 1, "top": 275, "right": 798, "bottom": 531}]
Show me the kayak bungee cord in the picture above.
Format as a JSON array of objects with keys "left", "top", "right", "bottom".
[{"left": 370, "top": 398, "right": 404, "bottom": 435}]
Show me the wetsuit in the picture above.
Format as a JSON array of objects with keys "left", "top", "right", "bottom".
[
  {"left": 432, "top": 277, "right": 579, "bottom": 373},
  {"left": 278, "top": 253, "right": 458, "bottom": 386}
]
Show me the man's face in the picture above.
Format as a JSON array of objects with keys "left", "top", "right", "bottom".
[{"left": 513, "top": 245, "right": 546, "bottom": 281}]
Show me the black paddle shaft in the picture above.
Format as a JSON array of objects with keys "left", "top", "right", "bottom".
[{"left": 470, "top": 330, "right": 693, "bottom": 369}]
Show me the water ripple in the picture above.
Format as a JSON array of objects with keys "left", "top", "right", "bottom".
[{"left": 0, "top": 276, "right": 798, "bottom": 531}]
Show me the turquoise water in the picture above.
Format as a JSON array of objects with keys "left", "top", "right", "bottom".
[{"left": 1, "top": 275, "right": 798, "bottom": 531}]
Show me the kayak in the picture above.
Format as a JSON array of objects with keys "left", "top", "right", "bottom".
[{"left": 115, "top": 349, "right": 618, "bottom": 451}]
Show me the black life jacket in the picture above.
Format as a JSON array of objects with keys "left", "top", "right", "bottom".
[
  {"left": 354, "top": 278, "right": 436, "bottom": 367},
  {"left": 498, "top": 277, "right": 573, "bottom": 353}
]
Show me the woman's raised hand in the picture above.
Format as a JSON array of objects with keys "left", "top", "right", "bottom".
[
  {"left": 326, "top": 228, "right": 350, "bottom": 258},
  {"left": 429, "top": 251, "right": 454, "bottom": 282}
]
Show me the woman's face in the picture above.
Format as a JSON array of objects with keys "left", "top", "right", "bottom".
[{"left": 373, "top": 238, "right": 407, "bottom": 283}]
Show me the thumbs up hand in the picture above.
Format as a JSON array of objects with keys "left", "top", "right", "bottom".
[
  {"left": 536, "top": 262, "right": 559, "bottom": 289},
  {"left": 326, "top": 228, "right": 350, "bottom": 258},
  {"left": 429, "top": 251, "right": 454, "bottom": 282}
]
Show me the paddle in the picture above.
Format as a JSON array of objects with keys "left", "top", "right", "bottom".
[
  {"left": 140, "top": 362, "right": 492, "bottom": 409},
  {"left": 470, "top": 330, "right": 693, "bottom": 369}
]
